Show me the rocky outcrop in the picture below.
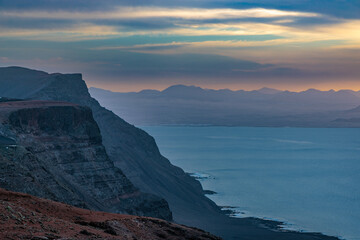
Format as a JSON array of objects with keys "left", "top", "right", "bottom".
[
  {"left": 0, "top": 100, "right": 172, "bottom": 220},
  {"left": 0, "top": 188, "right": 220, "bottom": 240}
]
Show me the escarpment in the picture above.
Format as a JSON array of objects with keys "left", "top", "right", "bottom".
[
  {"left": 0, "top": 67, "right": 221, "bottom": 223},
  {"left": 0, "top": 100, "right": 172, "bottom": 220}
]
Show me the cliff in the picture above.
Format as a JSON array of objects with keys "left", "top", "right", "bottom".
[
  {"left": 0, "top": 188, "right": 220, "bottom": 240},
  {"left": 0, "top": 67, "right": 220, "bottom": 224},
  {"left": 0, "top": 100, "right": 172, "bottom": 220}
]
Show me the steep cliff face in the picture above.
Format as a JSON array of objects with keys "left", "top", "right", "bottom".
[
  {"left": 0, "top": 100, "right": 172, "bottom": 220},
  {"left": 1, "top": 68, "right": 220, "bottom": 223}
]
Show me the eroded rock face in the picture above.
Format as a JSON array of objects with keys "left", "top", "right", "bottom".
[
  {"left": 0, "top": 101, "right": 172, "bottom": 220},
  {"left": 0, "top": 67, "right": 220, "bottom": 232},
  {"left": 23, "top": 69, "right": 221, "bottom": 221}
]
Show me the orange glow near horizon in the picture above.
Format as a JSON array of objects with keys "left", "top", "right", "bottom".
[{"left": 87, "top": 80, "right": 360, "bottom": 93}]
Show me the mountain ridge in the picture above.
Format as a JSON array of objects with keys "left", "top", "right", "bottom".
[
  {"left": 89, "top": 84, "right": 360, "bottom": 127},
  {"left": 89, "top": 84, "right": 360, "bottom": 95}
]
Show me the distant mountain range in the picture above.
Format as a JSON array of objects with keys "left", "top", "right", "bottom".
[{"left": 90, "top": 85, "right": 360, "bottom": 127}]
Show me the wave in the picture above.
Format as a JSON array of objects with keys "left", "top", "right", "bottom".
[
  {"left": 273, "top": 139, "right": 313, "bottom": 144},
  {"left": 188, "top": 172, "right": 215, "bottom": 180},
  {"left": 206, "top": 136, "right": 245, "bottom": 140}
]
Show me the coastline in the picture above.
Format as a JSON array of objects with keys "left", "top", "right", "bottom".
[
  {"left": 141, "top": 125, "right": 359, "bottom": 240},
  {"left": 188, "top": 172, "right": 342, "bottom": 240}
]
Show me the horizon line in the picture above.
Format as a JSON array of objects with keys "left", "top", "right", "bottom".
[{"left": 88, "top": 84, "right": 360, "bottom": 94}]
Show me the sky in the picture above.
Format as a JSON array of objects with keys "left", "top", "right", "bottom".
[{"left": 0, "top": 0, "right": 359, "bottom": 91}]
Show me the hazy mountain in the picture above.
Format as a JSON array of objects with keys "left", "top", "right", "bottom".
[
  {"left": 89, "top": 85, "right": 360, "bottom": 127},
  {"left": 255, "top": 87, "right": 282, "bottom": 94}
]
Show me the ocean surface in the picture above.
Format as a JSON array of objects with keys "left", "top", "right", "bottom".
[{"left": 141, "top": 126, "right": 360, "bottom": 240}]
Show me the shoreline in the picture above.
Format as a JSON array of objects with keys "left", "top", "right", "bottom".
[
  {"left": 220, "top": 206, "right": 343, "bottom": 238},
  {"left": 215, "top": 195, "right": 342, "bottom": 240},
  {"left": 188, "top": 172, "right": 342, "bottom": 240}
]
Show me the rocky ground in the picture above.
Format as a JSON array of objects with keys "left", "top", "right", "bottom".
[{"left": 0, "top": 188, "right": 221, "bottom": 240}]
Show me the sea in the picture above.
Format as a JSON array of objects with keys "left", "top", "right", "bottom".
[{"left": 141, "top": 126, "right": 360, "bottom": 240}]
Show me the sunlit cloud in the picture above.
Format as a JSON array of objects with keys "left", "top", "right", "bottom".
[
  {"left": 0, "top": 24, "right": 121, "bottom": 41},
  {"left": 88, "top": 19, "right": 360, "bottom": 51},
  {"left": 0, "top": 7, "right": 320, "bottom": 20}
]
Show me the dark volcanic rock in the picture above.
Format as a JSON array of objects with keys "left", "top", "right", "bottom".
[{"left": 0, "top": 100, "right": 172, "bottom": 220}]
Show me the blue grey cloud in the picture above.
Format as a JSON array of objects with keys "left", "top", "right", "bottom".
[
  {"left": 211, "top": 0, "right": 360, "bottom": 19},
  {"left": 1, "top": 0, "right": 359, "bottom": 19},
  {"left": 0, "top": 17, "right": 76, "bottom": 29}
]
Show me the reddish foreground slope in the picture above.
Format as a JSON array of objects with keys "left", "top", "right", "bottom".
[{"left": 0, "top": 188, "right": 221, "bottom": 240}]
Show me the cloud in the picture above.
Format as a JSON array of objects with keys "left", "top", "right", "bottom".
[
  {"left": 0, "top": 5, "right": 324, "bottom": 42},
  {"left": 0, "top": 0, "right": 358, "bottom": 19},
  {"left": 0, "top": 7, "right": 320, "bottom": 20},
  {"left": 0, "top": 21, "right": 124, "bottom": 41},
  {"left": 95, "top": 42, "right": 190, "bottom": 51},
  {"left": 211, "top": 0, "right": 360, "bottom": 19}
]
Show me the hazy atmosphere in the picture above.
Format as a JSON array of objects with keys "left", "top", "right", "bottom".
[
  {"left": 0, "top": 1, "right": 359, "bottom": 240},
  {"left": 1, "top": 0, "right": 360, "bottom": 91}
]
